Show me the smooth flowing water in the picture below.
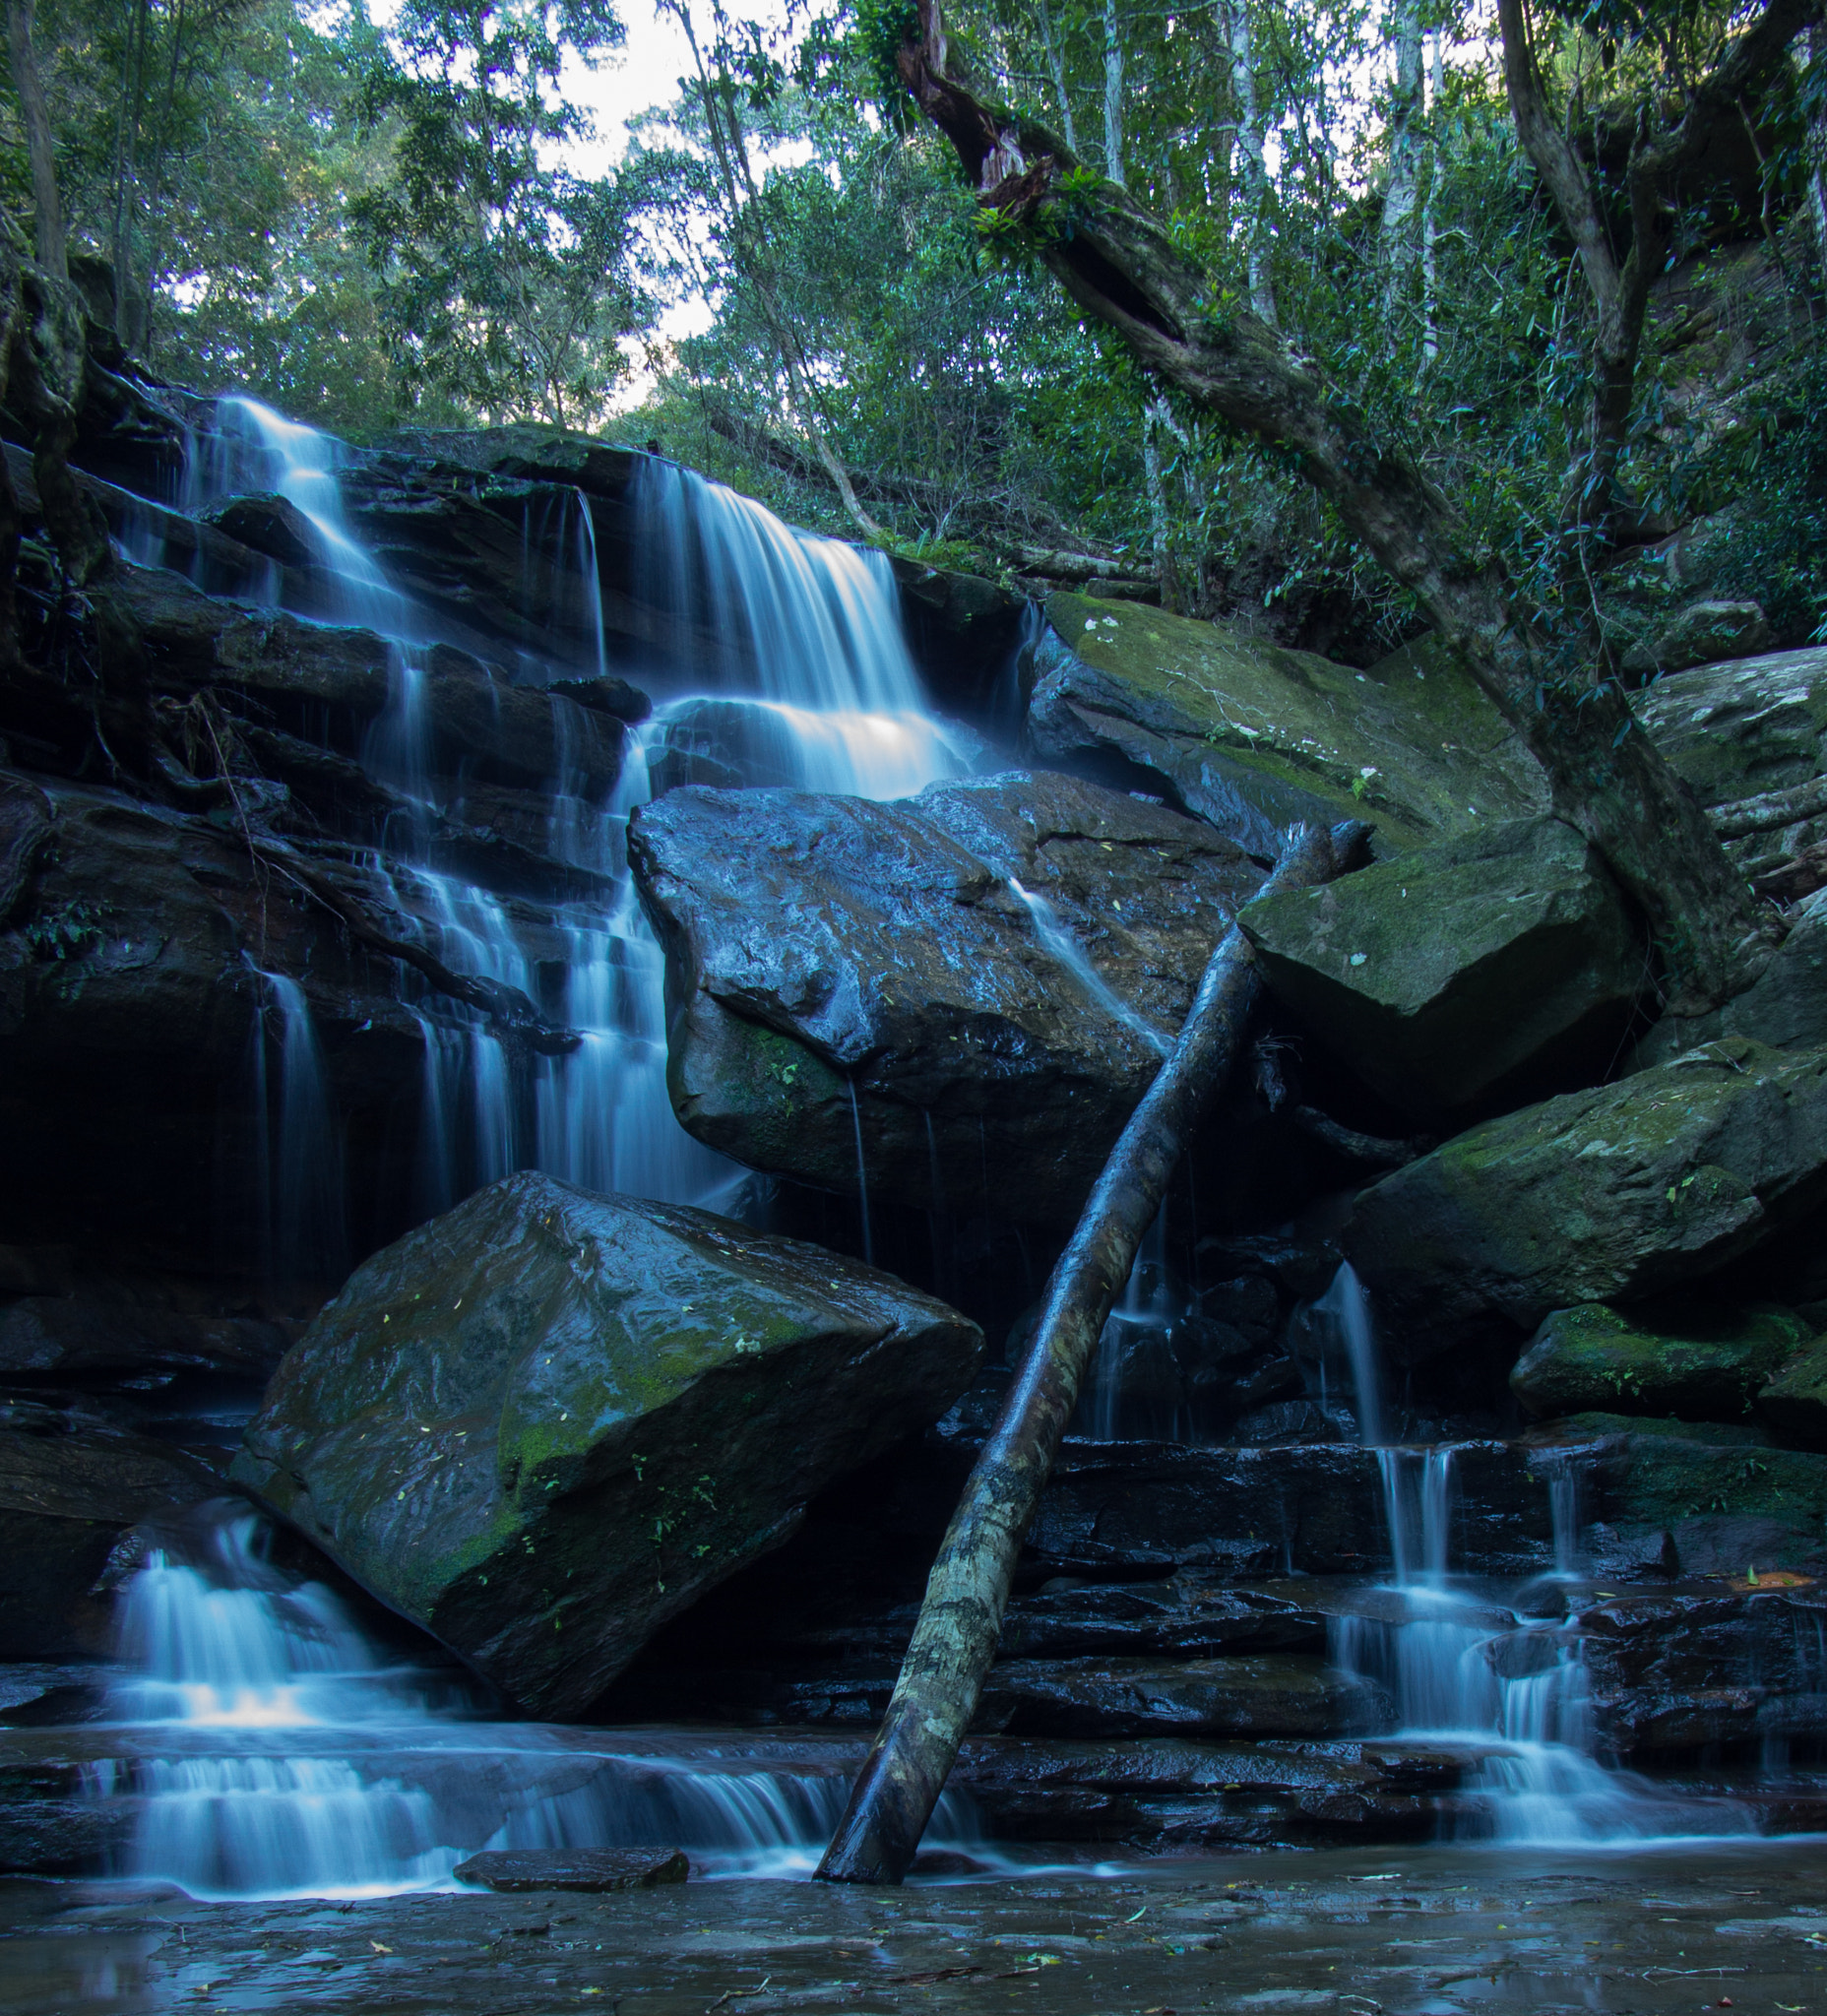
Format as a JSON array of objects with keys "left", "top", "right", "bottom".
[
  {"left": 86, "top": 399, "right": 979, "bottom": 1899},
  {"left": 1316, "top": 1263, "right": 1755, "bottom": 1845}
]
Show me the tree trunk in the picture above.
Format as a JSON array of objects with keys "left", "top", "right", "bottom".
[
  {"left": 1101, "top": 0, "right": 1124, "bottom": 186},
  {"left": 815, "top": 818, "right": 1366, "bottom": 1886},
  {"left": 1379, "top": 0, "right": 1423, "bottom": 328},
  {"left": 1226, "top": 0, "right": 1276, "bottom": 325},
  {"left": 1805, "top": 27, "right": 1827, "bottom": 285},
  {"left": 1035, "top": 0, "right": 1078, "bottom": 153},
  {"left": 8, "top": 0, "right": 66, "bottom": 280},
  {"left": 893, "top": 0, "right": 1773, "bottom": 1008},
  {"left": 1420, "top": 31, "right": 1443, "bottom": 367}
]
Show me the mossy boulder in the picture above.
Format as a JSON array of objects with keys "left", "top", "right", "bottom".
[
  {"left": 1757, "top": 1341, "right": 1827, "bottom": 1446},
  {"left": 1630, "top": 646, "right": 1827, "bottom": 805},
  {"left": 629, "top": 769, "right": 1264, "bottom": 1223},
  {"left": 1344, "top": 1038, "right": 1827, "bottom": 1354},
  {"left": 1236, "top": 815, "right": 1642, "bottom": 1118},
  {"left": 231, "top": 1170, "right": 981, "bottom": 1718},
  {"left": 1026, "top": 598, "right": 1549, "bottom": 857},
  {"left": 1510, "top": 1302, "right": 1811, "bottom": 1420}
]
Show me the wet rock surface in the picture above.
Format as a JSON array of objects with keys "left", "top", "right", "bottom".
[
  {"left": 630, "top": 769, "right": 1265, "bottom": 1220},
  {"left": 1026, "top": 597, "right": 1549, "bottom": 854},
  {"left": 7, "top": 1840, "right": 1827, "bottom": 2014},
  {"left": 1345, "top": 1037, "right": 1827, "bottom": 1353},
  {"left": 1237, "top": 815, "right": 1642, "bottom": 1119},
  {"left": 1510, "top": 1301, "right": 1811, "bottom": 1420},
  {"left": 0, "top": 1407, "right": 219, "bottom": 1658},
  {"left": 232, "top": 1170, "right": 982, "bottom": 1718},
  {"left": 454, "top": 1847, "right": 690, "bottom": 1892}
]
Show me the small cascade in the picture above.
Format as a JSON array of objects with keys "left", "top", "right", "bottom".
[
  {"left": 92, "top": 1504, "right": 988, "bottom": 1899},
  {"left": 249, "top": 967, "right": 348, "bottom": 1285},
  {"left": 1006, "top": 877, "right": 1173, "bottom": 1057},
  {"left": 1074, "top": 1210, "right": 1198, "bottom": 1443},
  {"left": 1320, "top": 1264, "right": 1756, "bottom": 1845}
]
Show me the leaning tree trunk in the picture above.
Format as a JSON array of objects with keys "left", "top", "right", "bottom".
[
  {"left": 815, "top": 817, "right": 1366, "bottom": 1886},
  {"left": 893, "top": 0, "right": 1776, "bottom": 1010}
]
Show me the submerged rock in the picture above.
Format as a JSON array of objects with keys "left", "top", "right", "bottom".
[
  {"left": 1345, "top": 1039, "right": 1827, "bottom": 1354},
  {"left": 232, "top": 1171, "right": 981, "bottom": 1719},
  {"left": 1237, "top": 815, "right": 1641, "bottom": 1118},
  {"left": 629, "top": 769, "right": 1264, "bottom": 1221},
  {"left": 1510, "top": 1302, "right": 1811, "bottom": 1421},
  {"left": 1026, "top": 596, "right": 1548, "bottom": 855}
]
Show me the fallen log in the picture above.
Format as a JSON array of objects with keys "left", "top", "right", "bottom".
[{"left": 814, "top": 816, "right": 1369, "bottom": 1885}]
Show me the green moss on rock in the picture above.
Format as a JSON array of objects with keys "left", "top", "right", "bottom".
[{"left": 1511, "top": 1302, "right": 1810, "bottom": 1420}]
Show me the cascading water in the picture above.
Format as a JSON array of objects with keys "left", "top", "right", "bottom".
[
  {"left": 93, "top": 1504, "right": 985, "bottom": 1898},
  {"left": 1316, "top": 1263, "right": 1755, "bottom": 1844},
  {"left": 85, "top": 401, "right": 980, "bottom": 1899}
]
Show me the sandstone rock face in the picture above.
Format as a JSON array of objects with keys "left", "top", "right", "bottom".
[
  {"left": 1345, "top": 1039, "right": 1827, "bottom": 1353},
  {"left": 1237, "top": 816, "right": 1642, "bottom": 1119},
  {"left": 1026, "top": 597, "right": 1549, "bottom": 856},
  {"left": 231, "top": 1171, "right": 981, "bottom": 1719},
  {"left": 629, "top": 769, "right": 1264, "bottom": 1222},
  {"left": 1631, "top": 646, "right": 1827, "bottom": 805},
  {"left": 974, "top": 1655, "right": 1392, "bottom": 1739},
  {"left": 1522, "top": 1413, "right": 1827, "bottom": 1578},
  {"left": 1621, "top": 599, "right": 1771, "bottom": 679},
  {"left": 1637, "top": 896, "right": 1827, "bottom": 1065},
  {"left": 0, "top": 1403, "right": 220, "bottom": 1658},
  {"left": 1510, "top": 1302, "right": 1810, "bottom": 1421}
]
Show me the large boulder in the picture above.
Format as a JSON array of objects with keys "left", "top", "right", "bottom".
[
  {"left": 231, "top": 1171, "right": 981, "bottom": 1719},
  {"left": 1236, "top": 815, "right": 1642, "bottom": 1119},
  {"left": 1756, "top": 1341, "right": 1827, "bottom": 1445},
  {"left": 1630, "top": 646, "right": 1827, "bottom": 805},
  {"left": 1025, "top": 596, "right": 1549, "bottom": 856},
  {"left": 1344, "top": 1039, "right": 1827, "bottom": 1355},
  {"left": 1621, "top": 599, "right": 1771, "bottom": 680},
  {"left": 629, "top": 769, "right": 1265, "bottom": 1222},
  {"left": 1510, "top": 1302, "right": 1810, "bottom": 1421}
]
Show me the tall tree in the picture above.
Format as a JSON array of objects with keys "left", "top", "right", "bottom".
[
  {"left": 8, "top": 0, "right": 65, "bottom": 276},
  {"left": 1379, "top": 0, "right": 1423, "bottom": 326},
  {"left": 892, "top": 0, "right": 1798, "bottom": 1007}
]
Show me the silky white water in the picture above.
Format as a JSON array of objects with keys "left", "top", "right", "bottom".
[
  {"left": 1317, "top": 1263, "right": 1754, "bottom": 1845},
  {"left": 88, "top": 403, "right": 980, "bottom": 1899}
]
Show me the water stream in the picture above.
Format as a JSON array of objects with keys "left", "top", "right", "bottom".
[
  {"left": 84, "top": 397, "right": 982, "bottom": 1898},
  {"left": 1314, "top": 1264, "right": 1755, "bottom": 1846},
  {"left": 66, "top": 395, "right": 1779, "bottom": 1900}
]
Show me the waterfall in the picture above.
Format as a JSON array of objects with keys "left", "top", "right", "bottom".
[
  {"left": 1316, "top": 1264, "right": 1755, "bottom": 1845},
  {"left": 155, "top": 400, "right": 966, "bottom": 1235},
  {"left": 91, "top": 1504, "right": 987, "bottom": 1899}
]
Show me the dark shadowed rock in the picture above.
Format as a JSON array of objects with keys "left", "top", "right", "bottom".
[
  {"left": 1026, "top": 598, "right": 1548, "bottom": 856},
  {"left": 630, "top": 769, "right": 1264, "bottom": 1221},
  {"left": 0, "top": 1295, "right": 291, "bottom": 1382},
  {"left": 1237, "top": 816, "right": 1642, "bottom": 1119},
  {"left": 231, "top": 1171, "right": 981, "bottom": 1718},
  {"left": 1345, "top": 1039, "right": 1827, "bottom": 1354},
  {"left": 975, "top": 1655, "right": 1392, "bottom": 1738},
  {"left": 455, "top": 1847, "right": 689, "bottom": 1892},
  {"left": 1637, "top": 898, "right": 1827, "bottom": 1065},
  {"left": 1511, "top": 1302, "right": 1811, "bottom": 1421},
  {"left": 1578, "top": 1584, "right": 1827, "bottom": 1752},
  {"left": 200, "top": 493, "right": 325, "bottom": 570},
  {"left": 0, "top": 1407, "right": 220, "bottom": 1658},
  {"left": 1757, "top": 1339, "right": 1827, "bottom": 1445}
]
